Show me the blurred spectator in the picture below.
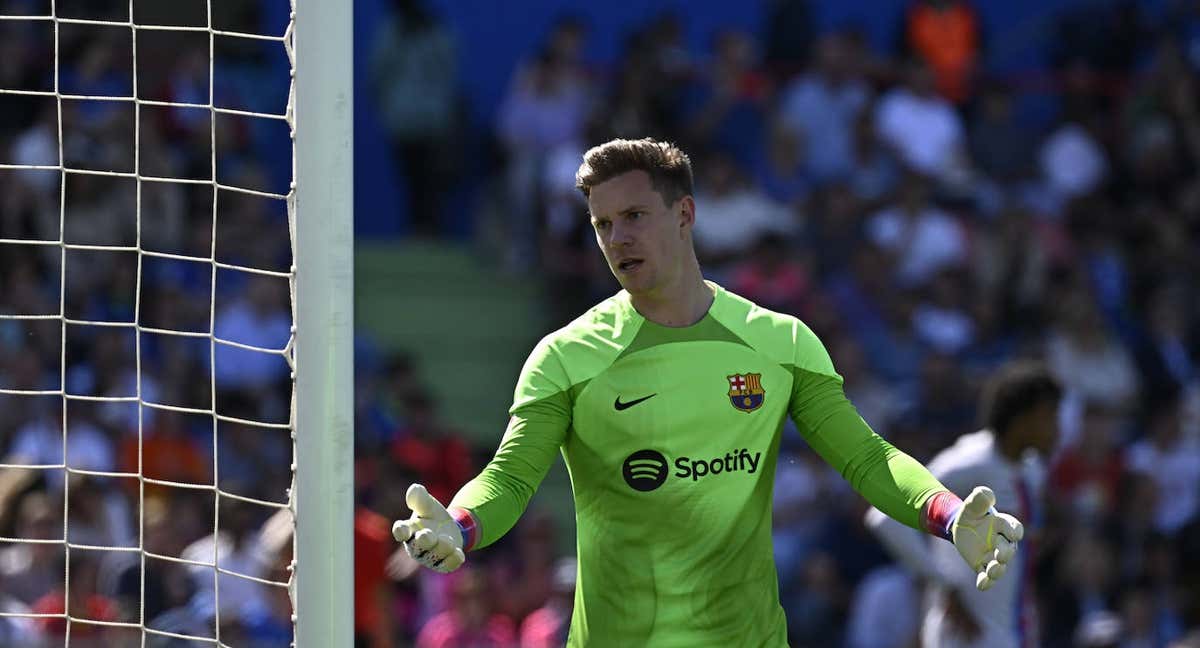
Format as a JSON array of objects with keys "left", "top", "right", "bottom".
[
  {"left": 642, "top": 12, "right": 693, "bottom": 92},
  {"left": 1126, "top": 395, "right": 1200, "bottom": 536},
  {"left": 866, "top": 174, "right": 968, "bottom": 288},
  {"left": 390, "top": 389, "right": 474, "bottom": 506},
  {"left": 65, "top": 474, "right": 134, "bottom": 549},
  {"left": 1132, "top": 286, "right": 1197, "bottom": 399},
  {"left": 753, "top": 120, "right": 812, "bottom": 206},
  {"left": 728, "top": 233, "right": 812, "bottom": 316},
  {"left": 1111, "top": 472, "right": 1162, "bottom": 580},
  {"left": 0, "top": 492, "right": 61, "bottom": 606},
  {"left": 7, "top": 401, "right": 116, "bottom": 493},
  {"left": 10, "top": 106, "right": 58, "bottom": 194},
  {"left": 912, "top": 270, "right": 976, "bottom": 355},
  {"left": 415, "top": 567, "right": 517, "bottom": 648},
  {"left": 824, "top": 245, "right": 921, "bottom": 390},
  {"left": 355, "top": 504, "right": 396, "bottom": 648},
  {"left": 783, "top": 551, "right": 848, "bottom": 647},
  {"left": 371, "top": 0, "right": 461, "bottom": 235},
  {"left": 216, "top": 417, "right": 291, "bottom": 504},
  {"left": 60, "top": 33, "right": 131, "bottom": 115},
  {"left": 509, "top": 20, "right": 591, "bottom": 127},
  {"left": 520, "top": 556, "right": 576, "bottom": 648},
  {"left": 1074, "top": 609, "right": 1124, "bottom": 648},
  {"left": 773, "top": 448, "right": 841, "bottom": 595},
  {"left": 497, "top": 17, "right": 594, "bottom": 269},
  {"left": 113, "top": 497, "right": 202, "bottom": 624},
  {"left": 832, "top": 336, "right": 904, "bottom": 434},
  {"left": 1049, "top": 403, "right": 1127, "bottom": 524},
  {"left": 777, "top": 32, "right": 870, "bottom": 184},
  {"left": 1044, "top": 532, "right": 1121, "bottom": 646},
  {"left": 180, "top": 500, "right": 275, "bottom": 627},
  {"left": 211, "top": 164, "right": 289, "bottom": 270},
  {"left": 31, "top": 553, "right": 120, "bottom": 645},
  {"left": 0, "top": 20, "right": 50, "bottom": 126},
  {"left": 488, "top": 512, "right": 557, "bottom": 624},
  {"left": 119, "top": 410, "right": 209, "bottom": 497},
  {"left": 358, "top": 352, "right": 421, "bottom": 455},
  {"left": 902, "top": 0, "right": 982, "bottom": 104},
  {"left": 847, "top": 109, "right": 902, "bottom": 205},
  {"left": 600, "top": 13, "right": 691, "bottom": 141},
  {"left": 1045, "top": 290, "right": 1140, "bottom": 410},
  {"left": 236, "top": 543, "right": 295, "bottom": 647},
  {"left": 844, "top": 564, "right": 919, "bottom": 648},
  {"left": 212, "top": 275, "right": 292, "bottom": 396},
  {"left": 875, "top": 59, "right": 968, "bottom": 179},
  {"left": 970, "top": 84, "right": 1034, "bottom": 185},
  {"left": 1039, "top": 118, "right": 1108, "bottom": 208},
  {"left": 1119, "top": 581, "right": 1186, "bottom": 648},
  {"left": 912, "top": 351, "right": 978, "bottom": 442},
  {"left": 684, "top": 30, "right": 770, "bottom": 169},
  {"left": 692, "top": 152, "right": 794, "bottom": 268},
  {"left": 539, "top": 137, "right": 609, "bottom": 327},
  {"left": 0, "top": 576, "right": 35, "bottom": 646},
  {"left": 806, "top": 183, "right": 867, "bottom": 279}
]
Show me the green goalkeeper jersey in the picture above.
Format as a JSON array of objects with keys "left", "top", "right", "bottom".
[{"left": 451, "top": 283, "right": 947, "bottom": 647}]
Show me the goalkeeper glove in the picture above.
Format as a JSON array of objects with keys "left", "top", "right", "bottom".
[
  {"left": 951, "top": 486, "right": 1024, "bottom": 591},
  {"left": 391, "top": 484, "right": 466, "bottom": 574}
]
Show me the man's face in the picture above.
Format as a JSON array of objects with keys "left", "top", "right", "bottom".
[
  {"left": 587, "top": 170, "right": 692, "bottom": 296},
  {"left": 1024, "top": 399, "right": 1061, "bottom": 456}
]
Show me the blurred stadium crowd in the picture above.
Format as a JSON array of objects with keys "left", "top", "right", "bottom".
[{"left": 2, "top": 0, "right": 1200, "bottom": 646}]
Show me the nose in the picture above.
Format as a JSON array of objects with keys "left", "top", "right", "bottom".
[{"left": 609, "top": 220, "right": 634, "bottom": 247}]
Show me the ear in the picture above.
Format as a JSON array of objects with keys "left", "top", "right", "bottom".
[{"left": 677, "top": 196, "right": 696, "bottom": 231}]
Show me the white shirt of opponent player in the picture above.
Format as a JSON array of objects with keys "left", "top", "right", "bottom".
[{"left": 866, "top": 430, "right": 1042, "bottom": 648}]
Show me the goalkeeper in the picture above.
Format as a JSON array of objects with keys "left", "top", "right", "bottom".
[{"left": 393, "top": 138, "right": 1023, "bottom": 647}]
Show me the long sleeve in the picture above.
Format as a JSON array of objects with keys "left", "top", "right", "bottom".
[
  {"left": 449, "top": 338, "right": 573, "bottom": 549},
  {"left": 449, "top": 403, "right": 567, "bottom": 550},
  {"left": 788, "top": 366, "right": 948, "bottom": 532}
]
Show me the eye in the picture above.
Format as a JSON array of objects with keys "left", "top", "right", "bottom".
[
  {"left": 627, "top": 211, "right": 642, "bottom": 221},
  {"left": 594, "top": 220, "right": 610, "bottom": 231}
]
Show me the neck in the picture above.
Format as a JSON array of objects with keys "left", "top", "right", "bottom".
[
  {"left": 995, "top": 430, "right": 1025, "bottom": 461},
  {"left": 629, "top": 256, "right": 712, "bottom": 327}
]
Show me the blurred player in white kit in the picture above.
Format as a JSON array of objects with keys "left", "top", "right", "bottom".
[{"left": 866, "top": 361, "right": 1062, "bottom": 648}]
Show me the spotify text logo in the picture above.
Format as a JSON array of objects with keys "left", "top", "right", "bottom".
[{"left": 622, "top": 449, "right": 669, "bottom": 492}]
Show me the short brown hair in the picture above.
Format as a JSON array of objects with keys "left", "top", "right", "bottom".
[{"left": 575, "top": 138, "right": 693, "bottom": 205}]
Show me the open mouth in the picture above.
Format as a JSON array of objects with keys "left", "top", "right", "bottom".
[{"left": 617, "top": 259, "right": 643, "bottom": 273}]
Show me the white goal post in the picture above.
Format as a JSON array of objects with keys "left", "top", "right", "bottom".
[{"left": 292, "top": 0, "right": 354, "bottom": 644}]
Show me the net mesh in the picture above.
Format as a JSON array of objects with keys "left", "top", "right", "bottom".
[{"left": 0, "top": 1, "right": 297, "bottom": 645}]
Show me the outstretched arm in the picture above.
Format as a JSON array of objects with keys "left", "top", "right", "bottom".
[
  {"left": 786, "top": 351, "right": 1021, "bottom": 590},
  {"left": 448, "top": 402, "right": 569, "bottom": 549},
  {"left": 393, "top": 338, "right": 572, "bottom": 571},
  {"left": 391, "top": 405, "right": 568, "bottom": 572},
  {"left": 787, "top": 367, "right": 949, "bottom": 532}
]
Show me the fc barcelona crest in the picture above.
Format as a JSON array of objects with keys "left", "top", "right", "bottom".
[{"left": 727, "top": 373, "right": 765, "bottom": 412}]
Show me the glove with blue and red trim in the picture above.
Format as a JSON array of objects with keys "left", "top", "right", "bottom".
[
  {"left": 949, "top": 486, "right": 1024, "bottom": 591},
  {"left": 391, "top": 484, "right": 467, "bottom": 574}
]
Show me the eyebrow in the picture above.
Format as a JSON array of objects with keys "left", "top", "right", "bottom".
[
  {"left": 590, "top": 203, "right": 651, "bottom": 222},
  {"left": 595, "top": 204, "right": 648, "bottom": 218}
]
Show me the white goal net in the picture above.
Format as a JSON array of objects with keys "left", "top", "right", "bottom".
[{"left": 0, "top": 0, "right": 348, "bottom": 645}]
